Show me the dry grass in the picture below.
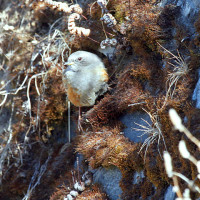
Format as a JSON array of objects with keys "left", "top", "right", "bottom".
[
  {"left": 157, "top": 43, "right": 189, "bottom": 110},
  {"left": 134, "top": 109, "right": 167, "bottom": 161}
]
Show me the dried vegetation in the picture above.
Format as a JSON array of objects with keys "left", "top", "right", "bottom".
[{"left": 0, "top": 0, "right": 200, "bottom": 199}]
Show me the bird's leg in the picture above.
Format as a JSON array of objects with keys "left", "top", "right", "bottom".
[{"left": 78, "top": 107, "right": 83, "bottom": 132}]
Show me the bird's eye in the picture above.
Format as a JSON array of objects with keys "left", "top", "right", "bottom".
[{"left": 77, "top": 57, "right": 82, "bottom": 61}]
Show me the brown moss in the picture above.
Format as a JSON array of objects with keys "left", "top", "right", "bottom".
[
  {"left": 140, "top": 179, "right": 155, "bottom": 200},
  {"left": 76, "top": 127, "right": 142, "bottom": 169},
  {"left": 50, "top": 188, "right": 67, "bottom": 200},
  {"left": 77, "top": 184, "right": 108, "bottom": 200},
  {"left": 2, "top": 0, "right": 200, "bottom": 199},
  {"left": 130, "top": 63, "right": 152, "bottom": 81},
  {"left": 50, "top": 182, "right": 107, "bottom": 200},
  {"left": 32, "top": 1, "right": 63, "bottom": 25},
  {"left": 76, "top": 126, "right": 146, "bottom": 198},
  {"left": 120, "top": 169, "right": 135, "bottom": 199},
  {"left": 113, "top": 0, "right": 168, "bottom": 57},
  {"left": 86, "top": 2, "right": 102, "bottom": 20},
  {"left": 86, "top": 65, "right": 149, "bottom": 128},
  {"left": 32, "top": 70, "right": 67, "bottom": 122},
  {"left": 145, "top": 151, "right": 167, "bottom": 188}
]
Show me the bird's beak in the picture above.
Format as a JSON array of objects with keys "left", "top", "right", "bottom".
[
  {"left": 64, "top": 61, "right": 74, "bottom": 66},
  {"left": 63, "top": 62, "right": 77, "bottom": 73}
]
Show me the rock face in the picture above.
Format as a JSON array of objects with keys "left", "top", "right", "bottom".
[
  {"left": 1, "top": 0, "right": 200, "bottom": 199},
  {"left": 120, "top": 111, "right": 152, "bottom": 143},
  {"left": 93, "top": 166, "right": 123, "bottom": 200},
  {"left": 193, "top": 69, "right": 200, "bottom": 108},
  {"left": 164, "top": 185, "right": 176, "bottom": 200}
]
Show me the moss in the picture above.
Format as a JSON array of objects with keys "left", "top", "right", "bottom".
[
  {"left": 2, "top": 0, "right": 200, "bottom": 199},
  {"left": 76, "top": 184, "right": 108, "bottom": 200},
  {"left": 140, "top": 179, "right": 155, "bottom": 200},
  {"left": 76, "top": 127, "right": 141, "bottom": 169},
  {"left": 145, "top": 154, "right": 167, "bottom": 188}
]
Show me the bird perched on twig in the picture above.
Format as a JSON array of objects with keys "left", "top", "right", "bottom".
[{"left": 62, "top": 51, "right": 109, "bottom": 130}]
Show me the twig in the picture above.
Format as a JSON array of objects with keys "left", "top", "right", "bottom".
[
  {"left": 68, "top": 100, "right": 71, "bottom": 143},
  {"left": 22, "top": 153, "right": 51, "bottom": 200},
  {"left": 0, "top": 94, "right": 8, "bottom": 107}
]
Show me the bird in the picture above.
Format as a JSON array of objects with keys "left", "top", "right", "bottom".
[{"left": 62, "top": 51, "right": 109, "bottom": 131}]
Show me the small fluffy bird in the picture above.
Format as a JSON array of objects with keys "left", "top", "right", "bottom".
[{"left": 62, "top": 51, "right": 108, "bottom": 129}]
